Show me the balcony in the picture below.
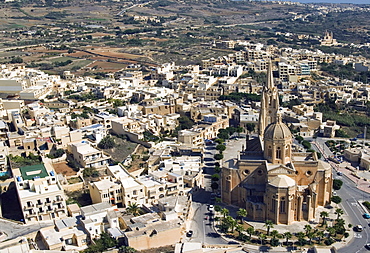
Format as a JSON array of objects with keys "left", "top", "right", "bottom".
[
  {"left": 45, "top": 201, "right": 52, "bottom": 206},
  {"left": 23, "top": 205, "right": 34, "bottom": 211},
  {"left": 26, "top": 213, "right": 37, "bottom": 218},
  {"left": 55, "top": 206, "right": 65, "bottom": 211},
  {"left": 54, "top": 198, "right": 63, "bottom": 204},
  {"left": 36, "top": 203, "right": 43, "bottom": 207}
]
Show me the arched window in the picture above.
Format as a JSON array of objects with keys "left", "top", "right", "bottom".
[{"left": 276, "top": 147, "right": 281, "bottom": 159}]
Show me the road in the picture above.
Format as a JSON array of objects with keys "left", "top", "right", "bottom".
[
  {"left": 335, "top": 172, "right": 370, "bottom": 253},
  {"left": 187, "top": 145, "right": 228, "bottom": 245},
  {"left": 0, "top": 219, "right": 53, "bottom": 242},
  {"left": 312, "top": 137, "right": 370, "bottom": 252}
]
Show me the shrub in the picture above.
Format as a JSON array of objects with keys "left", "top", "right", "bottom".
[
  {"left": 214, "top": 153, "right": 224, "bottom": 160},
  {"left": 333, "top": 179, "right": 343, "bottom": 190},
  {"left": 98, "top": 135, "right": 115, "bottom": 149},
  {"left": 363, "top": 201, "right": 370, "bottom": 211}
]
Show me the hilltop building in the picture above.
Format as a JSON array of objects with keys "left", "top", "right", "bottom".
[
  {"left": 221, "top": 62, "right": 332, "bottom": 225},
  {"left": 320, "top": 31, "right": 338, "bottom": 46}
]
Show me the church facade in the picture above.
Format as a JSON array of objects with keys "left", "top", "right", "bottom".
[{"left": 221, "top": 62, "right": 332, "bottom": 225}]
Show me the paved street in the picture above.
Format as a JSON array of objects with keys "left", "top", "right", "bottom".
[
  {"left": 0, "top": 219, "right": 53, "bottom": 242},
  {"left": 186, "top": 145, "right": 228, "bottom": 245}
]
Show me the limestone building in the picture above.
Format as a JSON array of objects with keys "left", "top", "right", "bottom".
[{"left": 221, "top": 62, "right": 332, "bottom": 225}]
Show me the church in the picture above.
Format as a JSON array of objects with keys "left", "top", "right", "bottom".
[{"left": 221, "top": 62, "right": 332, "bottom": 225}]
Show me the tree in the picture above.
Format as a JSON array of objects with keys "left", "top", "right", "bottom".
[
  {"left": 331, "top": 196, "right": 342, "bottom": 205},
  {"left": 335, "top": 208, "right": 344, "bottom": 219},
  {"left": 307, "top": 232, "right": 315, "bottom": 244},
  {"left": 221, "top": 208, "right": 229, "bottom": 218},
  {"left": 296, "top": 232, "right": 306, "bottom": 246},
  {"left": 316, "top": 230, "right": 325, "bottom": 244},
  {"left": 83, "top": 167, "right": 99, "bottom": 178},
  {"left": 270, "top": 230, "right": 279, "bottom": 239},
  {"left": 214, "top": 153, "right": 224, "bottom": 160},
  {"left": 10, "top": 56, "right": 23, "bottom": 64},
  {"left": 214, "top": 205, "right": 222, "bottom": 212},
  {"left": 327, "top": 226, "right": 336, "bottom": 237},
  {"left": 333, "top": 179, "right": 343, "bottom": 190},
  {"left": 283, "top": 232, "right": 292, "bottom": 245},
  {"left": 320, "top": 211, "right": 329, "bottom": 226},
  {"left": 216, "top": 144, "right": 226, "bottom": 152},
  {"left": 236, "top": 126, "right": 244, "bottom": 136},
  {"left": 217, "top": 129, "right": 229, "bottom": 140},
  {"left": 211, "top": 182, "right": 219, "bottom": 190},
  {"left": 258, "top": 233, "right": 266, "bottom": 245},
  {"left": 98, "top": 135, "right": 115, "bottom": 149},
  {"left": 119, "top": 246, "right": 137, "bottom": 253},
  {"left": 304, "top": 225, "right": 312, "bottom": 236},
  {"left": 246, "top": 226, "right": 254, "bottom": 240},
  {"left": 226, "top": 216, "right": 237, "bottom": 232},
  {"left": 236, "top": 208, "right": 247, "bottom": 224},
  {"left": 264, "top": 220, "right": 274, "bottom": 236},
  {"left": 246, "top": 123, "right": 255, "bottom": 134},
  {"left": 235, "top": 224, "right": 244, "bottom": 238},
  {"left": 211, "top": 173, "right": 220, "bottom": 181},
  {"left": 126, "top": 203, "right": 140, "bottom": 216}
]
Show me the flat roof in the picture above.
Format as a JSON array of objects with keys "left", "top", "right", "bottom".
[{"left": 19, "top": 164, "right": 48, "bottom": 181}]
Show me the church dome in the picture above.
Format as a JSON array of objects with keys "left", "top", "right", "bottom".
[
  {"left": 269, "top": 175, "right": 296, "bottom": 188},
  {"left": 264, "top": 116, "right": 292, "bottom": 141}
]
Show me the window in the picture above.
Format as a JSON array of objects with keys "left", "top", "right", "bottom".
[
  {"left": 65, "top": 238, "right": 73, "bottom": 245},
  {"left": 276, "top": 147, "right": 281, "bottom": 159},
  {"left": 271, "top": 199, "right": 276, "bottom": 212},
  {"left": 280, "top": 200, "right": 286, "bottom": 213}
]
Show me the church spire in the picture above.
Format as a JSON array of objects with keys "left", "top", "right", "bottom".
[
  {"left": 267, "top": 60, "right": 274, "bottom": 89},
  {"left": 258, "top": 60, "right": 280, "bottom": 138}
]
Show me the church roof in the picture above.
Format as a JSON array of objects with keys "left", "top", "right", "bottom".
[
  {"left": 264, "top": 117, "right": 292, "bottom": 141},
  {"left": 269, "top": 175, "right": 295, "bottom": 188}
]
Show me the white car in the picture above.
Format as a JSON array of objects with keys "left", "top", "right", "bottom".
[{"left": 208, "top": 205, "right": 214, "bottom": 212}]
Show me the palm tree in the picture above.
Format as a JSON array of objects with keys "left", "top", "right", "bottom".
[
  {"left": 236, "top": 208, "right": 247, "bottom": 224},
  {"left": 307, "top": 231, "right": 315, "bottom": 244},
  {"left": 264, "top": 220, "right": 274, "bottom": 236},
  {"left": 327, "top": 226, "right": 336, "bottom": 237},
  {"left": 283, "top": 232, "right": 292, "bottom": 245},
  {"left": 296, "top": 232, "right": 306, "bottom": 246},
  {"left": 228, "top": 216, "right": 238, "bottom": 233},
  {"left": 335, "top": 208, "right": 344, "bottom": 220},
  {"left": 126, "top": 202, "right": 140, "bottom": 216},
  {"left": 316, "top": 231, "right": 325, "bottom": 244},
  {"left": 320, "top": 211, "right": 329, "bottom": 226},
  {"left": 270, "top": 230, "right": 279, "bottom": 239},
  {"left": 258, "top": 233, "right": 267, "bottom": 245},
  {"left": 221, "top": 208, "right": 229, "bottom": 218},
  {"left": 246, "top": 226, "right": 255, "bottom": 240},
  {"left": 235, "top": 224, "right": 244, "bottom": 238},
  {"left": 304, "top": 224, "right": 312, "bottom": 236}
]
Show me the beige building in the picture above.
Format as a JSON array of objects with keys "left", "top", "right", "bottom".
[
  {"left": 122, "top": 213, "right": 182, "bottom": 251},
  {"left": 13, "top": 163, "right": 67, "bottom": 223},
  {"left": 221, "top": 62, "right": 332, "bottom": 225},
  {"left": 69, "top": 141, "right": 111, "bottom": 169},
  {"left": 89, "top": 165, "right": 146, "bottom": 207},
  {"left": 39, "top": 217, "right": 88, "bottom": 251}
]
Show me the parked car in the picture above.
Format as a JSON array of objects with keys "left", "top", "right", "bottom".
[
  {"left": 208, "top": 205, "right": 214, "bottom": 212},
  {"left": 365, "top": 243, "right": 370, "bottom": 250},
  {"left": 186, "top": 230, "right": 193, "bottom": 237},
  {"left": 355, "top": 225, "right": 363, "bottom": 232},
  {"left": 364, "top": 213, "right": 370, "bottom": 219}
]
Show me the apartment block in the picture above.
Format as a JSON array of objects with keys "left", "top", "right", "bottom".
[{"left": 13, "top": 164, "right": 67, "bottom": 223}]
